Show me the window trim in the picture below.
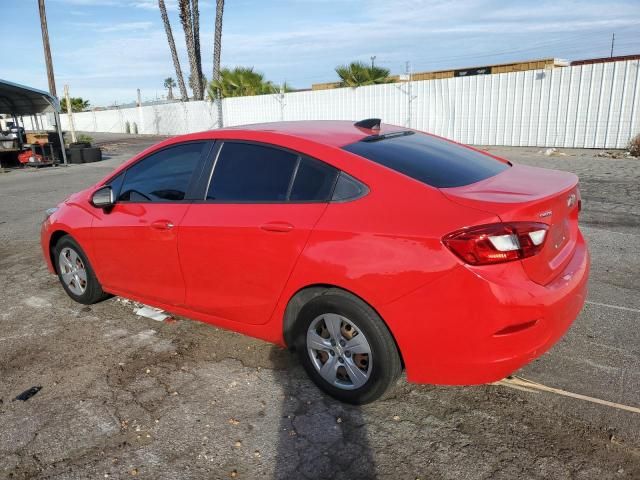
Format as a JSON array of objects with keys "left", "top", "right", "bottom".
[
  {"left": 198, "top": 140, "right": 342, "bottom": 205},
  {"left": 107, "top": 140, "right": 214, "bottom": 205}
]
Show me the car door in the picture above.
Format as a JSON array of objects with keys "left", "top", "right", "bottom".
[
  {"left": 178, "top": 141, "right": 339, "bottom": 325},
  {"left": 91, "top": 141, "right": 210, "bottom": 305}
]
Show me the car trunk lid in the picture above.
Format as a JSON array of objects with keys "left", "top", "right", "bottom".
[{"left": 441, "top": 164, "right": 580, "bottom": 285}]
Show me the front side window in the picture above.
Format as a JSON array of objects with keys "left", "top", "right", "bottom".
[{"left": 118, "top": 142, "right": 205, "bottom": 202}]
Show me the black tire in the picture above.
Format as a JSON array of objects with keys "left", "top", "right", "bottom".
[
  {"left": 53, "top": 235, "right": 109, "bottom": 305},
  {"left": 294, "top": 289, "right": 402, "bottom": 404}
]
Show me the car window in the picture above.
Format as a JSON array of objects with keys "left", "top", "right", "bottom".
[
  {"left": 107, "top": 171, "right": 125, "bottom": 198},
  {"left": 342, "top": 131, "right": 509, "bottom": 188},
  {"left": 118, "top": 142, "right": 205, "bottom": 202},
  {"left": 207, "top": 142, "right": 298, "bottom": 201},
  {"left": 331, "top": 172, "right": 368, "bottom": 201},
  {"left": 289, "top": 157, "right": 339, "bottom": 202}
]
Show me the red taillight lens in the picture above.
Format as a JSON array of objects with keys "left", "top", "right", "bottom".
[{"left": 443, "top": 222, "right": 549, "bottom": 266}]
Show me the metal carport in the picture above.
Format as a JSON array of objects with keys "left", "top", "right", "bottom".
[{"left": 0, "top": 78, "right": 67, "bottom": 164}]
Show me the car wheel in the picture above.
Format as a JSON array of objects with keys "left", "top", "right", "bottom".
[
  {"left": 294, "top": 290, "right": 402, "bottom": 404},
  {"left": 53, "top": 235, "right": 109, "bottom": 305}
]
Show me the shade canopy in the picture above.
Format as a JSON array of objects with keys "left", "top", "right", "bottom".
[{"left": 0, "top": 78, "right": 60, "bottom": 115}]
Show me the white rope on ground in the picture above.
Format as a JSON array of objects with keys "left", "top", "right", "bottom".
[
  {"left": 493, "top": 376, "right": 640, "bottom": 415},
  {"left": 585, "top": 301, "right": 640, "bottom": 314}
]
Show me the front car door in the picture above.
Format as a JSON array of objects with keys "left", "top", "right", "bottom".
[
  {"left": 178, "top": 141, "right": 339, "bottom": 325},
  {"left": 91, "top": 141, "right": 210, "bottom": 305}
]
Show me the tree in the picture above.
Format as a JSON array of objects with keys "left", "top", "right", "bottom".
[
  {"left": 164, "top": 77, "right": 176, "bottom": 100},
  {"left": 335, "top": 61, "right": 394, "bottom": 87},
  {"left": 179, "top": 0, "right": 204, "bottom": 100},
  {"left": 158, "top": 0, "right": 188, "bottom": 101},
  {"left": 69, "top": 97, "right": 89, "bottom": 112},
  {"left": 212, "top": 0, "right": 224, "bottom": 126},
  {"left": 189, "top": 73, "right": 207, "bottom": 93},
  {"left": 207, "top": 67, "right": 281, "bottom": 99}
]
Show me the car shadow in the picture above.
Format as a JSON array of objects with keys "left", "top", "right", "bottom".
[{"left": 269, "top": 346, "right": 377, "bottom": 479}]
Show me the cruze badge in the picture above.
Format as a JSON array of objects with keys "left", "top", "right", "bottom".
[
  {"left": 567, "top": 193, "right": 577, "bottom": 208},
  {"left": 539, "top": 210, "right": 552, "bottom": 218}
]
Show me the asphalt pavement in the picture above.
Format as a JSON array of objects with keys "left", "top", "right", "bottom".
[{"left": 0, "top": 132, "right": 638, "bottom": 479}]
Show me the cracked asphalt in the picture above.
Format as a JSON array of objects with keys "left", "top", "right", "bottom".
[{"left": 1, "top": 133, "right": 639, "bottom": 479}]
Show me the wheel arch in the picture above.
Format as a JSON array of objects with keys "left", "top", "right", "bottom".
[
  {"left": 49, "top": 230, "right": 71, "bottom": 272},
  {"left": 281, "top": 284, "right": 405, "bottom": 367}
]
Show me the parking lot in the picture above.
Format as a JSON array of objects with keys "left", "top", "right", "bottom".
[{"left": 1, "top": 133, "right": 639, "bottom": 479}]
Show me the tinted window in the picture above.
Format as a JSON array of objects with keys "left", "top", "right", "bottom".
[
  {"left": 118, "top": 142, "right": 205, "bottom": 202},
  {"left": 343, "top": 132, "right": 509, "bottom": 188},
  {"left": 290, "top": 157, "right": 338, "bottom": 201},
  {"left": 107, "top": 171, "right": 125, "bottom": 198},
  {"left": 207, "top": 143, "right": 298, "bottom": 201},
  {"left": 332, "top": 172, "right": 368, "bottom": 201}
]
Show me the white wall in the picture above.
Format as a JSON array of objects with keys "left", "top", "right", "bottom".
[{"left": 34, "top": 60, "right": 640, "bottom": 149}]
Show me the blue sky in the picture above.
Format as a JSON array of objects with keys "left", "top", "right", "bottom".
[{"left": 3, "top": 0, "right": 639, "bottom": 106}]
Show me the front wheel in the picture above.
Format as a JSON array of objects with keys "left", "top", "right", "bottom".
[
  {"left": 294, "top": 290, "right": 402, "bottom": 404},
  {"left": 53, "top": 235, "right": 109, "bottom": 305}
]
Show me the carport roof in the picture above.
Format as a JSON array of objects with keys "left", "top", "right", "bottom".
[{"left": 0, "top": 78, "right": 60, "bottom": 115}]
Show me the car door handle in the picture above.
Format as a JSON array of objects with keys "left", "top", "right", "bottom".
[
  {"left": 260, "top": 222, "right": 294, "bottom": 233},
  {"left": 151, "top": 220, "right": 175, "bottom": 230}
]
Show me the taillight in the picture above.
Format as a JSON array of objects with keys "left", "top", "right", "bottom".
[{"left": 443, "top": 222, "right": 549, "bottom": 266}]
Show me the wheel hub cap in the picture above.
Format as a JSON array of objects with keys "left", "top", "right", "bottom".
[
  {"left": 306, "top": 313, "right": 372, "bottom": 390},
  {"left": 58, "top": 247, "right": 87, "bottom": 296}
]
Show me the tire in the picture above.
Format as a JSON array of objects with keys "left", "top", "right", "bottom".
[
  {"left": 53, "top": 235, "right": 109, "bottom": 305},
  {"left": 294, "top": 289, "right": 402, "bottom": 404}
]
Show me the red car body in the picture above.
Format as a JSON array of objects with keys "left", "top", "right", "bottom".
[{"left": 41, "top": 121, "right": 589, "bottom": 385}]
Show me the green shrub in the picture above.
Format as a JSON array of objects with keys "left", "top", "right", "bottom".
[{"left": 629, "top": 133, "right": 640, "bottom": 157}]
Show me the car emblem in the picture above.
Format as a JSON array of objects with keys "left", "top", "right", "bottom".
[
  {"left": 538, "top": 210, "right": 552, "bottom": 218},
  {"left": 567, "top": 193, "right": 577, "bottom": 208}
]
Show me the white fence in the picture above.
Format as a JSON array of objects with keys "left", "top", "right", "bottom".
[{"left": 35, "top": 60, "right": 640, "bottom": 149}]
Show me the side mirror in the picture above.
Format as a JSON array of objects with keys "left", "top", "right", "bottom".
[{"left": 91, "top": 186, "right": 114, "bottom": 209}]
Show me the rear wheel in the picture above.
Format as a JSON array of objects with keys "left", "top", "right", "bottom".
[
  {"left": 53, "top": 235, "right": 109, "bottom": 304},
  {"left": 294, "top": 290, "right": 402, "bottom": 404}
]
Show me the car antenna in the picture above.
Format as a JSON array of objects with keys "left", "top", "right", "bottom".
[{"left": 354, "top": 118, "right": 381, "bottom": 130}]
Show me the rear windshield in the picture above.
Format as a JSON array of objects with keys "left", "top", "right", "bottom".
[{"left": 342, "top": 131, "right": 509, "bottom": 188}]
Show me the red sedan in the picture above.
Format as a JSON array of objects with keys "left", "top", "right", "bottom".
[{"left": 41, "top": 119, "right": 589, "bottom": 404}]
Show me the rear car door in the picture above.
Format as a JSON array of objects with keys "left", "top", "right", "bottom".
[
  {"left": 178, "top": 141, "right": 339, "bottom": 325},
  {"left": 91, "top": 141, "right": 210, "bottom": 304}
]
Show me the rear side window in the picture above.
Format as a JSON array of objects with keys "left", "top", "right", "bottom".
[
  {"left": 118, "top": 142, "right": 205, "bottom": 202},
  {"left": 206, "top": 143, "right": 339, "bottom": 202},
  {"left": 289, "top": 157, "right": 338, "bottom": 201},
  {"left": 207, "top": 143, "right": 298, "bottom": 201},
  {"left": 342, "top": 132, "right": 509, "bottom": 188}
]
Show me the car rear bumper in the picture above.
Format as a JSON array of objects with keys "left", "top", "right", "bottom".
[{"left": 379, "top": 229, "right": 590, "bottom": 385}]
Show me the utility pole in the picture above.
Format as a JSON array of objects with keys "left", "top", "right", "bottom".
[
  {"left": 38, "top": 0, "right": 56, "bottom": 97},
  {"left": 63, "top": 85, "right": 77, "bottom": 143},
  {"left": 274, "top": 82, "right": 286, "bottom": 121},
  {"left": 610, "top": 33, "right": 615, "bottom": 58},
  {"left": 370, "top": 56, "right": 376, "bottom": 68},
  {"left": 405, "top": 61, "right": 413, "bottom": 128}
]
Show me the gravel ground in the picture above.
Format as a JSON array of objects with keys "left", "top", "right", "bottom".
[{"left": 0, "top": 132, "right": 639, "bottom": 479}]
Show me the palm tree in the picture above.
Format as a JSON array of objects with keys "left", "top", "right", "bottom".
[
  {"left": 158, "top": 0, "right": 188, "bottom": 101},
  {"left": 69, "top": 97, "right": 90, "bottom": 112},
  {"left": 212, "top": 0, "right": 224, "bottom": 126},
  {"left": 164, "top": 77, "right": 176, "bottom": 100},
  {"left": 335, "top": 61, "right": 394, "bottom": 87},
  {"left": 207, "top": 67, "right": 278, "bottom": 99},
  {"left": 179, "top": 0, "right": 203, "bottom": 100}
]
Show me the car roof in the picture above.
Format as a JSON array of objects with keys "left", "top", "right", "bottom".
[{"left": 222, "top": 120, "right": 407, "bottom": 148}]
